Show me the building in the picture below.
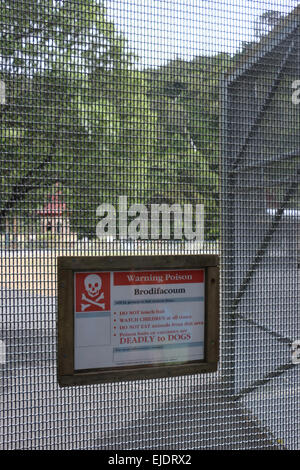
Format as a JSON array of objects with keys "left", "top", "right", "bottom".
[{"left": 37, "top": 184, "right": 70, "bottom": 236}]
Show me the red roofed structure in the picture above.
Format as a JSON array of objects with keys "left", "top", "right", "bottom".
[
  {"left": 37, "top": 194, "right": 67, "bottom": 217},
  {"left": 37, "top": 184, "right": 70, "bottom": 235}
]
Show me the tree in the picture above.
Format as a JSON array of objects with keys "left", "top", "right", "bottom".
[
  {"left": 254, "top": 10, "right": 285, "bottom": 39},
  {"left": 0, "top": 1, "right": 230, "bottom": 241},
  {"left": 145, "top": 54, "right": 231, "bottom": 239},
  {"left": 0, "top": 0, "right": 138, "bottom": 234},
  {"left": 69, "top": 69, "right": 159, "bottom": 237}
]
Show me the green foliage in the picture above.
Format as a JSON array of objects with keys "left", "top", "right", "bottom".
[
  {"left": 145, "top": 54, "right": 231, "bottom": 239},
  {"left": 0, "top": 0, "right": 227, "bottom": 240}
]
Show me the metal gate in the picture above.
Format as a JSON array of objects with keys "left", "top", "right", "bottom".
[
  {"left": 1, "top": 0, "right": 299, "bottom": 450},
  {"left": 222, "top": 8, "right": 300, "bottom": 449}
]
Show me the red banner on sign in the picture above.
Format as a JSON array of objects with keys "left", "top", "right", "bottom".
[{"left": 114, "top": 269, "right": 204, "bottom": 286}]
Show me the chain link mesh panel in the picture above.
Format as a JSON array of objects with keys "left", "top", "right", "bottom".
[{"left": 0, "top": 0, "right": 299, "bottom": 449}]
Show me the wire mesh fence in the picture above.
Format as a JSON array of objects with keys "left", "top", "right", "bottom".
[{"left": 0, "top": 0, "right": 299, "bottom": 449}]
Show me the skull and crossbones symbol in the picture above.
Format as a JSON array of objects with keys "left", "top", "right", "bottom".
[{"left": 81, "top": 274, "right": 105, "bottom": 311}]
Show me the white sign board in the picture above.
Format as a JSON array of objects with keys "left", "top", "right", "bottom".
[{"left": 74, "top": 269, "right": 205, "bottom": 370}]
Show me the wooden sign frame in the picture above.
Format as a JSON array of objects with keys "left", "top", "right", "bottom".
[{"left": 57, "top": 254, "right": 219, "bottom": 386}]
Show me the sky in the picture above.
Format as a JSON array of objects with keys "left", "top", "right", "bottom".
[{"left": 106, "top": 0, "right": 300, "bottom": 68}]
